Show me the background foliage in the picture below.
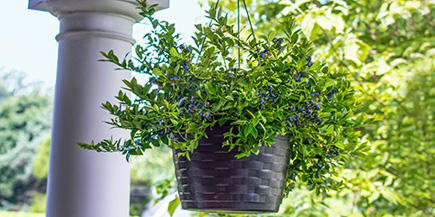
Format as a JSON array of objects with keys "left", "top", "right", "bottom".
[
  {"left": 0, "top": 71, "right": 52, "bottom": 211},
  {"left": 204, "top": 0, "right": 435, "bottom": 216}
]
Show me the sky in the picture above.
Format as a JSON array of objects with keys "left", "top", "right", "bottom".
[{"left": 0, "top": 0, "right": 207, "bottom": 88}]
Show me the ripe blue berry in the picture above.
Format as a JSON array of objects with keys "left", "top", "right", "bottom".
[
  {"left": 177, "top": 112, "right": 183, "bottom": 117},
  {"left": 298, "top": 108, "right": 304, "bottom": 113},
  {"left": 260, "top": 52, "right": 265, "bottom": 58},
  {"left": 180, "top": 107, "right": 186, "bottom": 112},
  {"left": 179, "top": 44, "right": 185, "bottom": 49},
  {"left": 328, "top": 152, "right": 332, "bottom": 157},
  {"left": 304, "top": 101, "right": 309, "bottom": 108},
  {"left": 188, "top": 104, "right": 194, "bottom": 109},
  {"left": 328, "top": 95, "right": 333, "bottom": 100},
  {"left": 268, "top": 84, "right": 273, "bottom": 93},
  {"left": 278, "top": 38, "right": 284, "bottom": 44},
  {"left": 334, "top": 152, "right": 339, "bottom": 157},
  {"left": 307, "top": 115, "right": 312, "bottom": 119},
  {"left": 295, "top": 114, "right": 301, "bottom": 120},
  {"left": 230, "top": 67, "right": 234, "bottom": 71},
  {"left": 263, "top": 49, "right": 269, "bottom": 54},
  {"left": 228, "top": 74, "right": 234, "bottom": 79},
  {"left": 332, "top": 89, "right": 337, "bottom": 95},
  {"left": 278, "top": 45, "right": 283, "bottom": 51},
  {"left": 316, "top": 118, "right": 323, "bottom": 124},
  {"left": 295, "top": 77, "right": 301, "bottom": 82},
  {"left": 272, "top": 38, "right": 278, "bottom": 43},
  {"left": 198, "top": 110, "right": 204, "bottom": 116},
  {"left": 187, "top": 109, "right": 193, "bottom": 114},
  {"left": 185, "top": 66, "right": 189, "bottom": 71},
  {"left": 306, "top": 56, "right": 312, "bottom": 61},
  {"left": 334, "top": 146, "right": 339, "bottom": 151},
  {"left": 174, "top": 76, "right": 180, "bottom": 80},
  {"left": 315, "top": 104, "right": 321, "bottom": 111},
  {"left": 310, "top": 92, "right": 315, "bottom": 97},
  {"left": 307, "top": 61, "right": 313, "bottom": 67},
  {"left": 313, "top": 112, "right": 318, "bottom": 118},
  {"left": 305, "top": 109, "right": 311, "bottom": 114},
  {"left": 191, "top": 96, "right": 196, "bottom": 104},
  {"left": 288, "top": 116, "right": 294, "bottom": 123},
  {"left": 205, "top": 113, "right": 211, "bottom": 119},
  {"left": 196, "top": 103, "right": 203, "bottom": 109},
  {"left": 259, "top": 98, "right": 265, "bottom": 105},
  {"left": 178, "top": 98, "right": 185, "bottom": 107},
  {"left": 293, "top": 106, "right": 297, "bottom": 112},
  {"left": 185, "top": 48, "right": 191, "bottom": 53},
  {"left": 183, "top": 61, "right": 188, "bottom": 66},
  {"left": 269, "top": 93, "right": 275, "bottom": 99},
  {"left": 271, "top": 98, "right": 276, "bottom": 103},
  {"left": 158, "top": 84, "right": 163, "bottom": 88},
  {"left": 261, "top": 92, "right": 267, "bottom": 98}
]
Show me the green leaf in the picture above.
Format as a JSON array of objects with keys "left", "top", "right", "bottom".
[{"left": 168, "top": 196, "right": 180, "bottom": 217}]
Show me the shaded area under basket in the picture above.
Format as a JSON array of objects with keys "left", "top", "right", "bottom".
[{"left": 172, "top": 126, "right": 292, "bottom": 213}]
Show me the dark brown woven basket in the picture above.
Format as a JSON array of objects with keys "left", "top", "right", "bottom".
[{"left": 171, "top": 126, "right": 292, "bottom": 213}]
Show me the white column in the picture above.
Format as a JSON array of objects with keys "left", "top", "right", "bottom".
[{"left": 28, "top": 1, "right": 169, "bottom": 217}]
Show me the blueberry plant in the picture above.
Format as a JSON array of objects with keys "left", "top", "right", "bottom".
[{"left": 78, "top": 0, "right": 369, "bottom": 196}]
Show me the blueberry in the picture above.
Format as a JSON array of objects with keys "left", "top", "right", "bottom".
[
  {"left": 256, "top": 91, "right": 260, "bottom": 96},
  {"left": 177, "top": 112, "right": 183, "bottom": 117},
  {"left": 185, "top": 48, "right": 191, "bottom": 53},
  {"left": 170, "top": 76, "right": 174, "bottom": 81},
  {"left": 272, "top": 38, "right": 278, "bottom": 43},
  {"left": 295, "top": 114, "right": 301, "bottom": 120},
  {"left": 259, "top": 98, "right": 265, "bottom": 105},
  {"left": 191, "top": 96, "right": 196, "bottom": 104},
  {"left": 203, "top": 102, "right": 207, "bottom": 108},
  {"left": 269, "top": 93, "right": 275, "bottom": 99},
  {"left": 152, "top": 79, "right": 158, "bottom": 85},
  {"left": 260, "top": 52, "right": 265, "bottom": 58},
  {"left": 307, "top": 115, "right": 312, "bottom": 119},
  {"left": 328, "top": 152, "right": 332, "bottom": 157},
  {"left": 205, "top": 113, "right": 211, "bottom": 119},
  {"left": 178, "top": 98, "right": 186, "bottom": 107},
  {"left": 295, "top": 77, "right": 301, "bottom": 82},
  {"left": 261, "top": 92, "right": 267, "bottom": 98},
  {"left": 183, "top": 61, "right": 188, "bottom": 66},
  {"left": 179, "top": 44, "right": 185, "bottom": 49},
  {"left": 332, "top": 89, "right": 337, "bottom": 95},
  {"left": 278, "top": 38, "right": 284, "bottom": 44},
  {"left": 196, "top": 103, "right": 203, "bottom": 109},
  {"left": 263, "top": 49, "right": 269, "bottom": 54},
  {"left": 228, "top": 74, "right": 234, "bottom": 79},
  {"left": 316, "top": 118, "right": 323, "bottom": 124},
  {"left": 198, "top": 110, "right": 204, "bottom": 116},
  {"left": 307, "top": 61, "right": 313, "bottom": 67},
  {"left": 187, "top": 109, "right": 193, "bottom": 114},
  {"left": 180, "top": 107, "right": 186, "bottom": 112},
  {"left": 188, "top": 104, "right": 194, "bottom": 109},
  {"left": 306, "top": 56, "right": 312, "bottom": 61},
  {"left": 310, "top": 92, "right": 315, "bottom": 97},
  {"left": 315, "top": 91, "right": 319, "bottom": 95},
  {"left": 271, "top": 98, "right": 276, "bottom": 103},
  {"left": 158, "top": 84, "right": 163, "bottom": 88},
  {"left": 230, "top": 67, "right": 234, "bottom": 71},
  {"left": 288, "top": 116, "right": 294, "bottom": 123},
  {"left": 328, "top": 95, "right": 333, "bottom": 100},
  {"left": 268, "top": 84, "right": 273, "bottom": 93},
  {"left": 293, "top": 106, "right": 297, "bottom": 112},
  {"left": 313, "top": 112, "right": 318, "bottom": 118},
  {"left": 304, "top": 101, "right": 309, "bottom": 108},
  {"left": 334, "top": 146, "right": 339, "bottom": 151},
  {"left": 185, "top": 66, "right": 189, "bottom": 71},
  {"left": 315, "top": 104, "right": 321, "bottom": 111},
  {"left": 278, "top": 45, "right": 283, "bottom": 51},
  {"left": 298, "top": 108, "right": 304, "bottom": 113},
  {"left": 305, "top": 109, "right": 311, "bottom": 114},
  {"left": 174, "top": 76, "right": 180, "bottom": 80},
  {"left": 334, "top": 152, "right": 339, "bottom": 157}
]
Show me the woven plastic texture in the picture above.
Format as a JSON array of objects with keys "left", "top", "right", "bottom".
[{"left": 172, "top": 126, "right": 292, "bottom": 213}]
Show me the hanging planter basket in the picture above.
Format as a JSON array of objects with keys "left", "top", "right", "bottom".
[
  {"left": 77, "top": 0, "right": 367, "bottom": 214},
  {"left": 172, "top": 126, "right": 292, "bottom": 213}
]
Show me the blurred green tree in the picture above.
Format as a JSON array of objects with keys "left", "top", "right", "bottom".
[
  {"left": 0, "top": 70, "right": 52, "bottom": 211},
  {"left": 204, "top": 0, "right": 435, "bottom": 216}
]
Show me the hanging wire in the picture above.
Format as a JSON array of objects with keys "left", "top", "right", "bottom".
[
  {"left": 237, "top": 0, "right": 241, "bottom": 69},
  {"left": 196, "top": 0, "right": 257, "bottom": 66}
]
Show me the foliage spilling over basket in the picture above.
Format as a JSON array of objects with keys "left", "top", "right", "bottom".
[{"left": 78, "top": 0, "right": 370, "bottom": 196}]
